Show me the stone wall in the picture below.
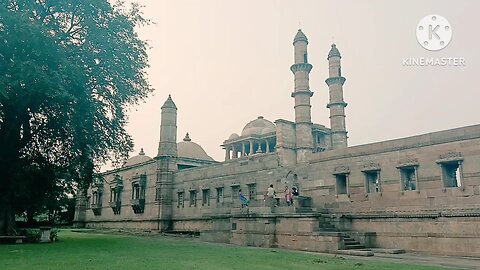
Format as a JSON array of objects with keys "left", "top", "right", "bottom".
[
  {"left": 300, "top": 124, "right": 480, "bottom": 256},
  {"left": 84, "top": 160, "right": 159, "bottom": 230},
  {"left": 80, "top": 124, "right": 480, "bottom": 257}
]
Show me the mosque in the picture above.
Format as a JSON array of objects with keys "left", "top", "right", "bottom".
[{"left": 74, "top": 30, "right": 480, "bottom": 257}]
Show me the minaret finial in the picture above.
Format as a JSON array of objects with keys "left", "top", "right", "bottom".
[
  {"left": 139, "top": 148, "right": 145, "bottom": 155},
  {"left": 183, "top": 132, "right": 191, "bottom": 142}
]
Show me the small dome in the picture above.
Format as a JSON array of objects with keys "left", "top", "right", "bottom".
[
  {"left": 177, "top": 133, "right": 214, "bottom": 161},
  {"left": 327, "top": 43, "right": 341, "bottom": 60},
  {"left": 229, "top": 133, "right": 240, "bottom": 140},
  {"left": 293, "top": 29, "right": 308, "bottom": 45},
  {"left": 241, "top": 116, "right": 275, "bottom": 137},
  {"left": 124, "top": 148, "right": 153, "bottom": 167}
]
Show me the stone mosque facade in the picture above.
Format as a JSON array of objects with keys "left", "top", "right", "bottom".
[{"left": 74, "top": 30, "right": 480, "bottom": 257}]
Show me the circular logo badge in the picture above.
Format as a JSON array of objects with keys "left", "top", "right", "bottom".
[{"left": 416, "top": 15, "right": 452, "bottom": 51}]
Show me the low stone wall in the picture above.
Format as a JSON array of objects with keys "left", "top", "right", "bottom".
[
  {"left": 276, "top": 232, "right": 342, "bottom": 252},
  {"left": 336, "top": 213, "right": 480, "bottom": 257},
  {"left": 85, "top": 220, "right": 159, "bottom": 230}
]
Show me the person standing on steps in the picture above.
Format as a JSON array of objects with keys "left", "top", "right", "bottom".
[
  {"left": 266, "top": 184, "right": 276, "bottom": 207},
  {"left": 284, "top": 185, "right": 292, "bottom": 206}
]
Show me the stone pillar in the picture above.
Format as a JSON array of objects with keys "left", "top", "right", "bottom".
[
  {"left": 256, "top": 141, "right": 263, "bottom": 153},
  {"left": 249, "top": 140, "right": 253, "bottom": 155},
  {"left": 73, "top": 189, "right": 87, "bottom": 228},
  {"left": 231, "top": 145, "right": 236, "bottom": 159},
  {"left": 225, "top": 145, "right": 231, "bottom": 161},
  {"left": 241, "top": 143, "right": 246, "bottom": 156},
  {"left": 265, "top": 140, "right": 270, "bottom": 153},
  {"left": 291, "top": 29, "right": 314, "bottom": 163},
  {"left": 326, "top": 44, "right": 348, "bottom": 149}
]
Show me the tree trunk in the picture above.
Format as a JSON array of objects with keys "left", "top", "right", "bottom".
[{"left": 0, "top": 203, "right": 15, "bottom": 235}]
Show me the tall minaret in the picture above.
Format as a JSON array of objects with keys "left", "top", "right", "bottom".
[
  {"left": 325, "top": 44, "right": 348, "bottom": 149},
  {"left": 155, "top": 95, "right": 178, "bottom": 231},
  {"left": 157, "top": 95, "right": 178, "bottom": 157},
  {"left": 291, "top": 29, "right": 314, "bottom": 162}
]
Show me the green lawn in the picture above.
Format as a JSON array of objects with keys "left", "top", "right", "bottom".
[{"left": 0, "top": 230, "right": 446, "bottom": 270}]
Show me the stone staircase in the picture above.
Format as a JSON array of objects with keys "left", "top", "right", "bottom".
[
  {"left": 342, "top": 234, "right": 368, "bottom": 250},
  {"left": 317, "top": 214, "right": 373, "bottom": 256}
]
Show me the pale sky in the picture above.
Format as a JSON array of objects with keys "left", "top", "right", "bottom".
[{"left": 121, "top": 0, "right": 480, "bottom": 163}]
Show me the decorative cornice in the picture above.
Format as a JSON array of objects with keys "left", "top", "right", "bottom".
[
  {"left": 290, "top": 63, "right": 313, "bottom": 73},
  {"left": 291, "top": 89, "right": 313, "bottom": 98},
  {"left": 396, "top": 158, "right": 419, "bottom": 168},
  {"left": 361, "top": 162, "right": 381, "bottom": 172},
  {"left": 333, "top": 165, "right": 350, "bottom": 175},
  {"left": 436, "top": 152, "right": 463, "bottom": 163},
  {"left": 325, "top": 76, "right": 346, "bottom": 86},
  {"left": 340, "top": 208, "right": 480, "bottom": 219},
  {"left": 326, "top": 101, "right": 347, "bottom": 108}
]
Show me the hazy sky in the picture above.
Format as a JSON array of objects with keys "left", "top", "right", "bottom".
[{"left": 121, "top": 0, "right": 480, "bottom": 163}]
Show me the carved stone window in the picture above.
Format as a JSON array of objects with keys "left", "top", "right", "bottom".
[
  {"left": 177, "top": 192, "right": 184, "bottom": 208},
  {"left": 441, "top": 162, "right": 463, "bottom": 188},
  {"left": 202, "top": 188, "right": 210, "bottom": 206},
  {"left": 399, "top": 166, "right": 418, "bottom": 191},
  {"left": 247, "top": 183, "right": 256, "bottom": 201},
  {"left": 364, "top": 170, "right": 381, "bottom": 193},
  {"left": 189, "top": 190, "right": 197, "bottom": 207},
  {"left": 231, "top": 185, "right": 240, "bottom": 202},
  {"left": 335, "top": 174, "right": 349, "bottom": 195},
  {"left": 436, "top": 152, "right": 464, "bottom": 188},
  {"left": 333, "top": 166, "right": 349, "bottom": 195},
  {"left": 131, "top": 174, "right": 146, "bottom": 214},
  {"left": 90, "top": 178, "right": 104, "bottom": 216},
  {"left": 216, "top": 187, "right": 224, "bottom": 204},
  {"left": 109, "top": 175, "right": 123, "bottom": 215}
]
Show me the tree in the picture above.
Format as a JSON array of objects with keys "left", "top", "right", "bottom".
[{"left": 0, "top": 0, "right": 152, "bottom": 234}]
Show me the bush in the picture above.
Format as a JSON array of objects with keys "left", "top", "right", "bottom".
[
  {"left": 18, "top": 229, "right": 41, "bottom": 243},
  {"left": 50, "top": 228, "right": 58, "bottom": 242}
]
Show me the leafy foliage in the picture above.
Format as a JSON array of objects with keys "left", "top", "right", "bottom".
[{"left": 0, "top": 0, "right": 152, "bottom": 233}]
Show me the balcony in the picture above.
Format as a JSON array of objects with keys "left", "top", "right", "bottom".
[
  {"left": 131, "top": 199, "right": 145, "bottom": 214},
  {"left": 91, "top": 204, "right": 102, "bottom": 216},
  {"left": 109, "top": 201, "right": 121, "bottom": 215}
]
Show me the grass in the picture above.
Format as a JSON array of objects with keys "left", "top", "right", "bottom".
[{"left": 0, "top": 230, "right": 447, "bottom": 270}]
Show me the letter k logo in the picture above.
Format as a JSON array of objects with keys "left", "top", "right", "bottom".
[
  {"left": 416, "top": 15, "right": 452, "bottom": 51},
  {"left": 429, "top": 25, "right": 441, "bottom": 40}
]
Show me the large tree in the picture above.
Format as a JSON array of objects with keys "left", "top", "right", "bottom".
[{"left": 0, "top": 0, "right": 152, "bottom": 234}]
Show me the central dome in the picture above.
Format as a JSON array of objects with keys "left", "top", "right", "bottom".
[{"left": 241, "top": 116, "right": 275, "bottom": 137}]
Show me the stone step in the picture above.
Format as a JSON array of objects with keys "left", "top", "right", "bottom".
[
  {"left": 371, "top": 248, "right": 406, "bottom": 254},
  {"left": 336, "top": 249, "right": 374, "bottom": 257},
  {"left": 344, "top": 240, "right": 361, "bottom": 245},
  {"left": 318, "top": 227, "right": 338, "bottom": 232},
  {"left": 344, "top": 244, "right": 366, "bottom": 250}
]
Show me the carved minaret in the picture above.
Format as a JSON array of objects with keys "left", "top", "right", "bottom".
[
  {"left": 291, "top": 29, "right": 314, "bottom": 162},
  {"left": 157, "top": 94, "right": 178, "bottom": 157},
  {"left": 155, "top": 95, "right": 178, "bottom": 231},
  {"left": 326, "top": 44, "right": 348, "bottom": 149}
]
